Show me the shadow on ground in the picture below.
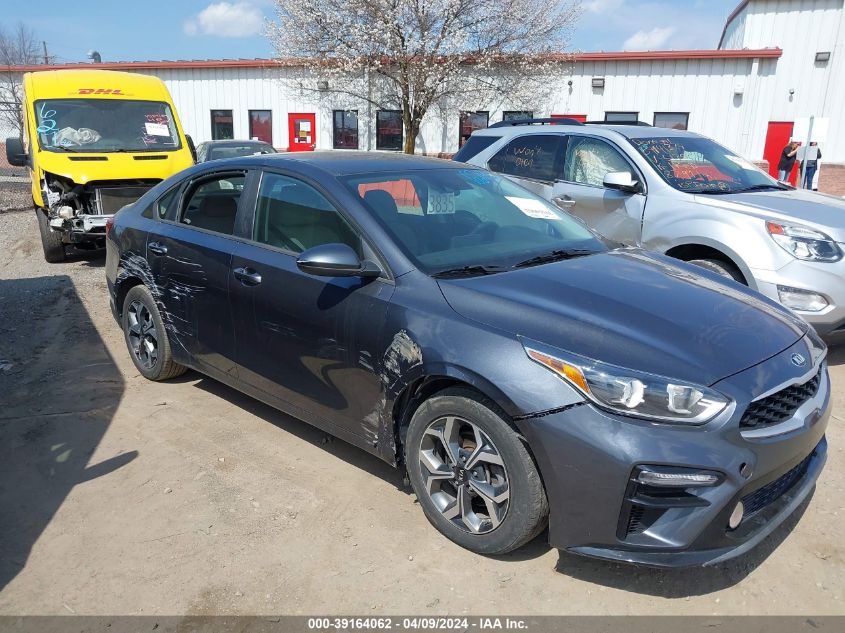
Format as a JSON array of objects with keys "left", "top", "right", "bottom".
[{"left": 0, "top": 275, "right": 132, "bottom": 591}]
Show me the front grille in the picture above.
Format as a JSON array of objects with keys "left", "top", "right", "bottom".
[
  {"left": 741, "top": 452, "right": 812, "bottom": 516},
  {"left": 740, "top": 368, "right": 822, "bottom": 429}
]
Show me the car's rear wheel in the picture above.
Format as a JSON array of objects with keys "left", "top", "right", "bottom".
[
  {"left": 122, "top": 285, "right": 187, "bottom": 381},
  {"left": 688, "top": 258, "right": 745, "bottom": 284},
  {"left": 35, "top": 208, "right": 66, "bottom": 263},
  {"left": 405, "top": 388, "right": 548, "bottom": 554}
]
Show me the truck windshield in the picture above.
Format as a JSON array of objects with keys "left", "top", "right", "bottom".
[
  {"left": 632, "top": 136, "right": 784, "bottom": 194},
  {"left": 34, "top": 99, "right": 182, "bottom": 153}
]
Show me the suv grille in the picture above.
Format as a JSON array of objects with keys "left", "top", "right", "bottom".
[
  {"left": 739, "top": 368, "right": 822, "bottom": 429},
  {"left": 741, "top": 452, "right": 812, "bottom": 516}
]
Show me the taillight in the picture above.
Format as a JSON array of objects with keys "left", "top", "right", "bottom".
[{"left": 105, "top": 216, "right": 114, "bottom": 237}]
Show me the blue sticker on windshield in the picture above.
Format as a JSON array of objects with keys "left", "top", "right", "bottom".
[{"left": 458, "top": 169, "right": 496, "bottom": 185}]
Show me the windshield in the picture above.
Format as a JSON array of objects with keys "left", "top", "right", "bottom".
[
  {"left": 633, "top": 136, "right": 782, "bottom": 194},
  {"left": 34, "top": 99, "right": 182, "bottom": 153},
  {"left": 208, "top": 143, "right": 275, "bottom": 160},
  {"left": 342, "top": 168, "right": 606, "bottom": 275}
]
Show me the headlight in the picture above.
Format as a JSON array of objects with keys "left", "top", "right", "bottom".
[
  {"left": 766, "top": 221, "right": 842, "bottom": 262},
  {"left": 523, "top": 344, "right": 730, "bottom": 424}
]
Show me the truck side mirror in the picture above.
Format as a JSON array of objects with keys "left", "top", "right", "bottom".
[
  {"left": 5, "top": 137, "right": 28, "bottom": 167},
  {"left": 185, "top": 134, "right": 197, "bottom": 163}
]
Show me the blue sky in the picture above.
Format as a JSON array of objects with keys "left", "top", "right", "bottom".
[{"left": 7, "top": 0, "right": 740, "bottom": 64}]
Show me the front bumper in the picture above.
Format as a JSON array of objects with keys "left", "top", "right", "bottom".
[
  {"left": 517, "top": 338, "right": 830, "bottom": 568},
  {"left": 750, "top": 256, "right": 845, "bottom": 339}
]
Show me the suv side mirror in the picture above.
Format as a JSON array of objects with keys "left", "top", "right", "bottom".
[
  {"left": 185, "top": 134, "right": 197, "bottom": 163},
  {"left": 296, "top": 243, "right": 381, "bottom": 278},
  {"left": 603, "top": 171, "right": 642, "bottom": 193},
  {"left": 5, "top": 137, "right": 28, "bottom": 167}
]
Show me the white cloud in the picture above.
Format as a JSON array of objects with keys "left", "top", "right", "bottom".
[
  {"left": 622, "top": 26, "right": 676, "bottom": 50},
  {"left": 583, "top": 0, "right": 625, "bottom": 12},
  {"left": 184, "top": 2, "right": 264, "bottom": 38}
]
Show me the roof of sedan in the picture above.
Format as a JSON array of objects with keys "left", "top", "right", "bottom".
[{"left": 246, "top": 151, "right": 464, "bottom": 175}]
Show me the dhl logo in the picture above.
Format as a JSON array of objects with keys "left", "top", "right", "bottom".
[{"left": 77, "top": 88, "right": 126, "bottom": 95}]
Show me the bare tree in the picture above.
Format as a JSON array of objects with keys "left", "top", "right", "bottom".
[
  {"left": 268, "top": 0, "right": 581, "bottom": 153},
  {"left": 0, "top": 23, "right": 41, "bottom": 138}
]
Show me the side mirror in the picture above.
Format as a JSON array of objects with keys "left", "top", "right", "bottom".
[
  {"left": 603, "top": 171, "right": 642, "bottom": 194},
  {"left": 296, "top": 243, "right": 381, "bottom": 278},
  {"left": 185, "top": 134, "right": 197, "bottom": 163},
  {"left": 5, "top": 137, "right": 28, "bottom": 167}
]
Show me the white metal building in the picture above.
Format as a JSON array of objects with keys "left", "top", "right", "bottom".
[{"left": 5, "top": 0, "right": 844, "bottom": 185}]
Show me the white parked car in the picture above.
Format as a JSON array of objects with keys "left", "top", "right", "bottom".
[{"left": 456, "top": 119, "right": 845, "bottom": 340}]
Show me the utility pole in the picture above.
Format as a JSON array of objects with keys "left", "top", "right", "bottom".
[{"left": 42, "top": 41, "right": 49, "bottom": 65}]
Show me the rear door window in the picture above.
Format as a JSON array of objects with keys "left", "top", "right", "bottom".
[
  {"left": 487, "top": 134, "right": 566, "bottom": 182},
  {"left": 180, "top": 173, "right": 246, "bottom": 235}
]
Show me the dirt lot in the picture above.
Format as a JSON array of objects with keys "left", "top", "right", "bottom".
[{"left": 1, "top": 192, "right": 843, "bottom": 616}]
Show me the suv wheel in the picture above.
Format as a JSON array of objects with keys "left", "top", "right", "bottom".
[
  {"left": 122, "top": 285, "right": 187, "bottom": 381},
  {"left": 688, "top": 258, "right": 745, "bottom": 284},
  {"left": 405, "top": 388, "right": 548, "bottom": 554}
]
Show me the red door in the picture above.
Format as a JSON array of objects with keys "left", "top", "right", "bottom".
[
  {"left": 764, "top": 121, "right": 797, "bottom": 185},
  {"left": 287, "top": 113, "right": 316, "bottom": 151}
]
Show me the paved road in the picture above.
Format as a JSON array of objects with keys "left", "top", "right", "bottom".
[{"left": 0, "top": 207, "right": 842, "bottom": 615}]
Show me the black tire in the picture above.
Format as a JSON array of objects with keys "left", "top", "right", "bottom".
[
  {"left": 121, "top": 285, "right": 187, "bottom": 381},
  {"left": 687, "top": 258, "right": 745, "bottom": 284},
  {"left": 35, "top": 208, "right": 66, "bottom": 263},
  {"left": 405, "top": 387, "right": 548, "bottom": 555}
]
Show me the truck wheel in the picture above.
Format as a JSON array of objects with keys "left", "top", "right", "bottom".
[
  {"left": 35, "top": 208, "right": 66, "bottom": 263},
  {"left": 688, "top": 258, "right": 745, "bottom": 284}
]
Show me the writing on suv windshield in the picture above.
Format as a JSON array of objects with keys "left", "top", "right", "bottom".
[
  {"left": 635, "top": 137, "right": 785, "bottom": 194},
  {"left": 343, "top": 168, "right": 606, "bottom": 277},
  {"left": 35, "top": 99, "right": 181, "bottom": 153}
]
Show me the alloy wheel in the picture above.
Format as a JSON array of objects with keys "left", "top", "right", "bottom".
[
  {"left": 127, "top": 300, "right": 159, "bottom": 369},
  {"left": 418, "top": 415, "right": 510, "bottom": 534}
]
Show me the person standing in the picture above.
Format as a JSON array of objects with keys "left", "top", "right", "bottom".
[
  {"left": 777, "top": 141, "right": 799, "bottom": 182},
  {"left": 801, "top": 142, "right": 822, "bottom": 190}
]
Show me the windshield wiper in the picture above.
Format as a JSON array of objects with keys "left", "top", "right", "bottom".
[
  {"left": 431, "top": 264, "right": 510, "bottom": 279},
  {"left": 731, "top": 183, "right": 790, "bottom": 193},
  {"left": 514, "top": 249, "right": 595, "bottom": 268},
  {"left": 49, "top": 146, "right": 80, "bottom": 153},
  {"left": 693, "top": 183, "right": 789, "bottom": 195}
]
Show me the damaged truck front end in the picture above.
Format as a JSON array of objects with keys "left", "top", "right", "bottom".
[{"left": 6, "top": 69, "right": 195, "bottom": 262}]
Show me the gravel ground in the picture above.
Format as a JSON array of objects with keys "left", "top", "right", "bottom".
[
  {"left": 0, "top": 182, "right": 31, "bottom": 215},
  {"left": 0, "top": 209, "right": 843, "bottom": 616}
]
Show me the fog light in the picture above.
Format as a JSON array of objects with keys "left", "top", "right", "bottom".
[
  {"left": 728, "top": 501, "right": 744, "bottom": 529},
  {"left": 777, "top": 285, "right": 829, "bottom": 312},
  {"left": 636, "top": 468, "right": 721, "bottom": 487}
]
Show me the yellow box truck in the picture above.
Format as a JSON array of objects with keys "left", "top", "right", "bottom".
[{"left": 5, "top": 69, "right": 195, "bottom": 262}]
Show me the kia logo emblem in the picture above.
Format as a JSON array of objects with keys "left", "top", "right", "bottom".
[{"left": 791, "top": 353, "right": 807, "bottom": 367}]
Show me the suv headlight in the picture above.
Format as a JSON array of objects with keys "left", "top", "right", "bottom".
[
  {"left": 523, "top": 344, "right": 730, "bottom": 425},
  {"left": 766, "top": 221, "right": 842, "bottom": 262}
]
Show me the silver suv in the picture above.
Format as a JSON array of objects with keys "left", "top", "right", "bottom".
[{"left": 456, "top": 120, "right": 845, "bottom": 339}]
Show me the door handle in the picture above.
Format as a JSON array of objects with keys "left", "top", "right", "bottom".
[
  {"left": 148, "top": 242, "right": 168, "bottom": 255},
  {"left": 233, "top": 267, "right": 262, "bottom": 286},
  {"left": 552, "top": 196, "right": 576, "bottom": 209}
]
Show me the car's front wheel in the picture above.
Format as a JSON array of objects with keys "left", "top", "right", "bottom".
[
  {"left": 688, "top": 258, "right": 745, "bottom": 283},
  {"left": 122, "top": 285, "right": 187, "bottom": 381},
  {"left": 36, "top": 208, "right": 66, "bottom": 263},
  {"left": 405, "top": 388, "right": 548, "bottom": 554}
]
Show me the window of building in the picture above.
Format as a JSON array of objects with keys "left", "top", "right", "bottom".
[
  {"left": 333, "top": 110, "right": 359, "bottom": 149},
  {"left": 459, "top": 111, "right": 489, "bottom": 147},
  {"left": 376, "top": 110, "right": 403, "bottom": 151},
  {"left": 211, "top": 110, "right": 234, "bottom": 140},
  {"left": 563, "top": 137, "right": 633, "bottom": 187},
  {"left": 604, "top": 111, "right": 639, "bottom": 124},
  {"left": 253, "top": 172, "right": 361, "bottom": 254},
  {"left": 248, "top": 110, "right": 272, "bottom": 144},
  {"left": 487, "top": 134, "right": 566, "bottom": 182},
  {"left": 181, "top": 173, "right": 245, "bottom": 235},
  {"left": 653, "top": 112, "right": 689, "bottom": 130},
  {"left": 502, "top": 111, "right": 533, "bottom": 122}
]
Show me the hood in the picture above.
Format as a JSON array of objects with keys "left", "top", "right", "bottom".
[
  {"left": 35, "top": 149, "right": 193, "bottom": 184},
  {"left": 694, "top": 189, "right": 845, "bottom": 242},
  {"left": 438, "top": 249, "right": 807, "bottom": 386}
]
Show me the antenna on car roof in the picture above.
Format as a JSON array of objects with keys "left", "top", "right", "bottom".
[{"left": 488, "top": 118, "right": 585, "bottom": 128}]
